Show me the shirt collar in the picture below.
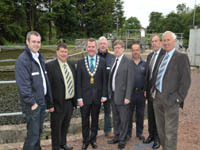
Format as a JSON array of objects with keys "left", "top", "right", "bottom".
[
  {"left": 116, "top": 54, "right": 124, "bottom": 62},
  {"left": 154, "top": 48, "right": 161, "bottom": 55},
  {"left": 88, "top": 54, "right": 96, "bottom": 61},
  {"left": 58, "top": 58, "right": 67, "bottom": 66},
  {"left": 166, "top": 48, "right": 175, "bottom": 57},
  {"left": 31, "top": 51, "right": 39, "bottom": 59}
]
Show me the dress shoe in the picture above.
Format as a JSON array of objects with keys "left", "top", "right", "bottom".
[
  {"left": 105, "top": 132, "right": 113, "bottom": 137},
  {"left": 126, "top": 135, "right": 131, "bottom": 141},
  {"left": 82, "top": 144, "right": 88, "bottom": 150},
  {"left": 152, "top": 139, "right": 160, "bottom": 149},
  {"left": 143, "top": 136, "right": 154, "bottom": 144},
  {"left": 60, "top": 145, "right": 73, "bottom": 150},
  {"left": 136, "top": 134, "right": 145, "bottom": 141},
  {"left": 90, "top": 142, "right": 98, "bottom": 149},
  {"left": 107, "top": 138, "right": 118, "bottom": 144},
  {"left": 118, "top": 143, "right": 125, "bottom": 150}
]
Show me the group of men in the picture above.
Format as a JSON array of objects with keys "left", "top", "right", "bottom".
[{"left": 15, "top": 30, "right": 191, "bottom": 150}]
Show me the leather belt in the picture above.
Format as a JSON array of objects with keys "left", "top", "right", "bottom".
[{"left": 135, "top": 88, "right": 144, "bottom": 92}]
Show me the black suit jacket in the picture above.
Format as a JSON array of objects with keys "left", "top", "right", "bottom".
[
  {"left": 76, "top": 56, "right": 107, "bottom": 105},
  {"left": 153, "top": 50, "right": 191, "bottom": 108},
  {"left": 145, "top": 48, "right": 165, "bottom": 98},
  {"left": 46, "top": 59, "right": 77, "bottom": 112}
]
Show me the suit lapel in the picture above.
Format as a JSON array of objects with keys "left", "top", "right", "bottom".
[
  {"left": 116, "top": 55, "right": 125, "bottom": 77},
  {"left": 164, "top": 50, "right": 177, "bottom": 75},
  {"left": 67, "top": 61, "right": 75, "bottom": 79},
  {"left": 55, "top": 59, "right": 65, "bottom": 83}
]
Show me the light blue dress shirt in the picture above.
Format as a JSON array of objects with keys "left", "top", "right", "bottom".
[
  {"left": 157, "top": 48, "right": 175, "bottom": 92},
  {"left": 88, "top": 55, "right": 96, "bottom": 68}
]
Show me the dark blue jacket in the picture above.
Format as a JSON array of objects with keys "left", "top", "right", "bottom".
[
  {"left": 98, "top": 50, "right": 115, "bottom": 77},
  {"left": 15, "top": 46, "right": 53, "bottom": 110}
]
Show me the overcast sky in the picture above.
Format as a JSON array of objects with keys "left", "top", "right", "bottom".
[{"left": 123, "top": 0, "right": 199, "bottom": 28}]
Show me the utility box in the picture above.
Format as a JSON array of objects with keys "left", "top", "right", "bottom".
[{"left": 188, "top": 27, "right": 200, "bottom": 67}]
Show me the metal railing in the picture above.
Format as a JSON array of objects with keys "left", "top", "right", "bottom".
[{"left": 0, "top": 51, "right": 87, "bottom": 117}]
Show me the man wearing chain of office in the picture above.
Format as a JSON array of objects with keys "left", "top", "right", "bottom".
[{"left": 77, "top": 38, "right": 107, "bottom": 150}]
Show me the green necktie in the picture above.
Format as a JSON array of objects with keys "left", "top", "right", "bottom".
[{"left": 90, "top": 58, "right": 94, "bottom": 72}]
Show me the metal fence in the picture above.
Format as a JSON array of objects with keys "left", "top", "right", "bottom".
[{"left": 0, "top": 51, "right": 87, "bottom": 118}]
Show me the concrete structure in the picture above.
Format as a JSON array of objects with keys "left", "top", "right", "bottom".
[
  {"left": 0, "top": 114, "right": 104, "bottom": 144},
  {"left": 188, "top": 27, "right": 200, "bottom": 67}
]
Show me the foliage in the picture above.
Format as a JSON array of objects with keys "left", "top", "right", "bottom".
[{"left": 124, "top": 17, "right": 141, "bottom": 29}]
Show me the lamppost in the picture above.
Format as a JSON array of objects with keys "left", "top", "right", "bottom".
[{"left": 193, "top": 0, "right": 197, "bottom": 27}]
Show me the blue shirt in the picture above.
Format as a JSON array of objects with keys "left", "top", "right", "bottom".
[
  {"left": 133, "top": 59, "right": 146, "bottom": 89},
  {"left": 88, "top": 55, "right": 96, "bottom": 68}
]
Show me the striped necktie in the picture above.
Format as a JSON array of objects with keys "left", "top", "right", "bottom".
[
  {"left": 155, "top": 54, "right": 169, "bottom": 92},
  {"left": 63, "top": 64, "right": 73, "bottom": 96}
]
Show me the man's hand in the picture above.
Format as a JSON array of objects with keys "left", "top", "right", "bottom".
[
  {"left": 77, "top": 101, "right": 84, "bottom": 107},
  {"left": 124, "top": 98, "right": 130, "bottom": 105},
  {"left": 31, "top": 103, "right": 38, "bottom": 110},
  {"left": 101, "top": 97, "right": 107, "bottom": 103},
  {"left": 49, "top": 107, "right": 54, "bottom": 112},
  {"left": 144, "top": 91, "right": 146, "bottom": 98}
]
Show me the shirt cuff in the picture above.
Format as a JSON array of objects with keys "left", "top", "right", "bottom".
[
  {"left": 101, "top": 97, "right": 107, "bottom": 100},
  {"left": 77, "top": 98, "right": 83, "bottom": 102}
]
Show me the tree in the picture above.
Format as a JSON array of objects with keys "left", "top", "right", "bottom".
[
  {"left": 176, "top": 3, "right": 189, "bottom": 14},
  {"left": 162, "top": 12, "right": 183, "bottom": 33},
  {"left": 147, "top": 12, "right": 164, "bottom": 33},
  {"left": 124, "top": 17, "right": 141, "bottom": 29},
  {"left": 113, "top": 0, "right": 125, "bottom": 34},
  {"left": 0, "top": 0, "right": 26, "bottom": 44}
]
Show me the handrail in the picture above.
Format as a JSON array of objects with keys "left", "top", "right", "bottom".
[{"left": 0, "top": 51, "right": 86, "bottom": 117}]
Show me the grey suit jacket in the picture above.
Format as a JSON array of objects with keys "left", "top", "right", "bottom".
[
  {"left": 108, "top": 55, "right": 135, "bottom": 105},
  {"left": 153, "top": 50, "right": 191, "bottom": 108}
]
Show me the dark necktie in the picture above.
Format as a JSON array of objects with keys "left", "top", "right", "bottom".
[
  {"left": 90, "top": 58, "right": 94, "bottom": 72},
  {"left": 149, "top": 52, "right": 157, "bottom": 79},
  {"left": 110, "top": 58, "right": 118, "bottom": 91},
  {"left": 63, "top": 64, "right": 73, "bottom": 96}
]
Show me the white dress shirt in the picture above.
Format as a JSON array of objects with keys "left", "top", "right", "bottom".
[{"left": 112, "top": 54, "right": 124, "bottom": 91}]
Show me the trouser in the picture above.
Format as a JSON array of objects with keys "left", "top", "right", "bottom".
[
  {"left": 128, "top": 92, "right": 145, "bottom": 137},
  {"left": 80, "top": 103, "right": 101, "bottom": 145},
  {"left": 111, "top": 97, "right": 130, "bottom": 145},
  {"left": 103, "top": 100, "right": 112, "bottom": 134},
  {"left": 153, "top": 91, "right": 179, "bottom": 150},
  {"left": 23, "top": 104, "right": 46, "bottom": 150},
  {"left": 147, "top": 98, "right": 159, "bottom": 140},
  {"left": 51, "top": 100, "right": 73, "bottom": 149}
]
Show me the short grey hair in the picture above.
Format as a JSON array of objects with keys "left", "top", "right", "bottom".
[
  {"left": 162, "top": 31, "right": 177, "bottom": 40},
  {"left": 26, "top": 31, "right": 41, "bottom": 41},
  {"left": 98, "top": 36, "right": 108, "bottom": 44}
]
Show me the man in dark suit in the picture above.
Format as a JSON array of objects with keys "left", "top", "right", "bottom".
[
  {"left": 46, "top": 43, "right": 76, "bottom": 150},
  {"left": 152, "top": 31, "right": 191, "bottom": 150},
  {"left": 98, "top": 36, "right": 115, "bottom": 137},
  {"left": 77, "top": 38, "right": 107, "bottom": 150},
  {"left": 107, "top": 40, "right": 135, "bottom": 150},
  {"left": 143, "top": 35, "right": 165, "bottom": 149}
]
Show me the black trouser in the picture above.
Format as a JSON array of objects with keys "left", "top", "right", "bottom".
[
  {"left": 147, "top": 97, "right": 159, "bottom": 140},
  {"left": 128, "top": 92, "right": 145, "bottom": 137},
  {"left": 80, "top": 103, "right": 101, "bottom": 145},
  {"left": 50, "top": 100, "right": 73, "bottom": 149}
]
